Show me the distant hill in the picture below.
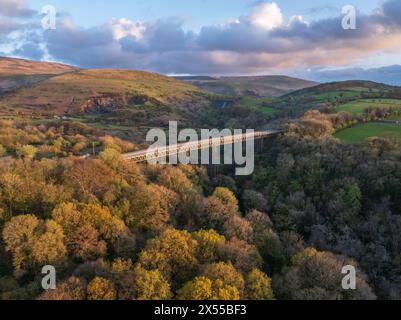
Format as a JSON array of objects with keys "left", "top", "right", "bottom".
[
  {"left": 312, "top": 65, "right": 401, "bottom": 86},
  {"left": 177, "top": 75, "right": 318, "bottom": 97},
  {"left": 0, "top": 57, "right": 79, "bottom": 94},
  {"left": 283, "top": 80, "right": 401, "bottom": 101}
]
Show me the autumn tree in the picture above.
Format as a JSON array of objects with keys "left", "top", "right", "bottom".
[
  {"left": 200, "top": 262, "right": 245, "bottom": 297},
  {"left": 132, "top": 266, "right": 172, "bottom": 300},
  {"left": 138, "top": 228, "right": 198, "bottom": 285},
  {"left": 52, "top": 202, "right": 128, "bottom": 260},
  {"left": 87, "top": 276, "right": 116, "bottom": 300},
  {"left": 38, "top": 277, "right": 87, "bottom": 300},
  {"left": 245, "top": 269, "right": 275, "bottom": 300},
  {"left": 16, "top": 145, "right": 37, "bottom": 159},
  {"left": 0, "top": 144, "right": 5, "bottom": 157},
  {"left": 177, "top": 276, "right": 240, "bottom": 300},
  {"left": 223, "top": 215, "right": 253, "bottom": 242},
  {"left": 66, "top": 159, "right": 115, "bottom": 200},
  {"left": 120, "top": 182, "right": 177, "bottom": 231},
  {"left": 68, "top": 223, "right": 107, "bottom": 261},
  {"left": 217, "top": 238, "right": 262, "bottom": 274},
  {"left": 156, "top": 166, "right": 201, "bottom": 228},
  {"left": 177, "top": 277, "right": 214, "bottom": 300},
  {"left": 3, "top": 215, "right": 67, "bottom": 275},
  {"left": 192, "top": 229, "right": 225, "bottom": 264},
  {"left": 202, "top": 187, "right": 240, "bottom": 232}
]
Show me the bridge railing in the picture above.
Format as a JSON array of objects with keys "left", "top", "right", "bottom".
[{"left": 123, "top": 130, "right": 280, "bottom": 163}]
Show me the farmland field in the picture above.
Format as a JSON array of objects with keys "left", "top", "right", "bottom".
[
  {"left": 334, "top": 122, "right": 401, "bottom": 143},
  {"left": 313, "top": 89, "right": 362, "bottom": 102},
  {"left": 237, "top": 96, "right": 277, "bottom": 116},
  {"left": 336, "top": 99, "right": 401, "bottom": 116},
  {"left": 260, "top": 106, "right": 276, "bottom": 116}
]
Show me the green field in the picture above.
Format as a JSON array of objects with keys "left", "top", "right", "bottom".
[
  {"left": 260, "top": 106, "right": 275, "bottom": 116},
  {"left": 336, "top": 99, "right": 401, "bottom": 116},
  {"left": 237, "top": 96, "right": 277, "bottom": 116},
  {"left": 314, "top": 90, "right": 361, "bottom": 102},
  {"left": 335, "top": 122, "right": 401, "bottom": 144}
]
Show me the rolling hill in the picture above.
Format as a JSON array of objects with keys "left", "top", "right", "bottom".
[
  {"left": 0, "top": 59, "right": 212, "bottom": 132},
  {"left": 176, "top": 75, "right": 317, "bottom": 97},
  {"left": 282, "top": 80, "right": 401, "bottom": 101},
  {"left": 0, "top": 57, "right": 79, "bottom": 94},
  {"left": 0, "top": 57, "right": 78, "bottom": 76}
]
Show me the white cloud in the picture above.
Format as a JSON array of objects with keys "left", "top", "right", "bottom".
[
  {"left": 108, "top": 18, "right": 145, "bottom": 41},
  {"left": 3, "top": 0, "right": 401, "bottom": 76},
  {"left": 248, "top": 2, "right": 283, "bottom": 30}
]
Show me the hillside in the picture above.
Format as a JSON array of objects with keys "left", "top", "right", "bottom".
[
  {"left": 0, "top": 57, "right": 79, "bottom": 93},
  {"left": 283, "top": 80, "right": 400, "bottom": 100},
  {"left": 0, "top": 67, "right": 211, "bottom": 131},
  {"left": 0, "top": 57, "right": 78, "bottom": 76},
  {"left": 177, "top": 75, "right": 317, "bottom": 97}
]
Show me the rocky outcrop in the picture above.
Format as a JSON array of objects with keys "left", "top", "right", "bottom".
[{"left": 80, "top": 96, "right": 119, "bottom": 114}]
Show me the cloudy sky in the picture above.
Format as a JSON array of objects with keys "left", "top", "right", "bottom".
[{"left": 1, "top": 0, "right": 401, "bottom": 81}]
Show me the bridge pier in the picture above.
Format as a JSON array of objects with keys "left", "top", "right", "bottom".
[
  {"left": 207, "top": 164, "right": 218, "bottom": 178},
  {"left": 255, "top": 138, "right": 264, "bottom": 153}
]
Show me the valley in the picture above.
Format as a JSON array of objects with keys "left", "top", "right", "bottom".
[{"left": 1, "top": 56, "right": 401, "bottom": 301}]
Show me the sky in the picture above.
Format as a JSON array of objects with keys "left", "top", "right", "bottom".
[{"left": 1, "top": 0, "right": 401, "bottom": 81}]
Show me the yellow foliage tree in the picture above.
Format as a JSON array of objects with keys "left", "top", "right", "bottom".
[
  {"left": 138, "top": 228, "right": 198, "bottom": 284},
  {"left": 245, "top": 269, "right": 275, "bottom": 300},
  {"left": 87, "top": 277, "right": 116, "bottom": 300},
  {"left": 133, "top": 266, "right": 172, "bottom": 300}
]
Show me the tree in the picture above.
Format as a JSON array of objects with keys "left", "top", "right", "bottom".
[
  {"left": 38, "top": 277, "right": 86, "bottom": 300},
  {"left": 81, "top": 203, "right": 129, "bottom": 242},
  {"left": 87, "top": 276, "right": 116, "bottom": 300},
  {"left": 177, "top": 277, "right": 213, "bottom": 300},
  {"left": 52, "top": 202, "right": 131, "bottom": 256},
  {"left": 3, "top": 215, "right": 67, "bottom": 275},
  {"left": 16, "top": 145, "right": 37, "bottom": 159},
  {"left": 192, "top": 229, "right": 226, "bottom": 264},
  {"left": 218, "top": 238, "right": 262, "bottom": 274},
  {"left": 213, "top": 187, "right": 239, "bottom": 211},
  {"left": 0, "top": 144, "right": 6, "bottom": 157},
  {"left": 177, "top": 276, "right": 240, "bottom": 300},
  {"left": 31, "top": 220, "right": 67, "bottom": 266},
  {"left": 288, "top": 110, "right": 335, "bottom": 139},
  {"left": 156, "top": 166, "right": 201, "bottom": 228},
  {"left": 272, "top": 248, "right": 376, "bottom": 300},
  {"left": 245, "top": 269, "right": 274, "bottom": 300},
  {"left": 223, "top": 215, "right": 253, "bottom": 242},
  {"left": 68, "top": 222, "right": 107, "bottom": 261},
  {"left": 99, "top": 147, "right": 122, "bottom": 169},
  {"left": 202, "top": 188, "right": 240, "bottom": 231},
  {"left": 0, "top": 171, "right": 40, "bottom": 217},
  {"left": 133, "top": 266, "right": 172, "bottom": 300},
  {"left": 245, "top": 210, "right": 273, "bottom": 246},
  {"left": 200, "top": 262, "right": 245, "bottom": 297},
  {"left": 242, "top": 190, "right": 268, "bottom": 213},
  {"left": 66, "top": 159, "right": 115, "bottom": 200},
  {"left": 138, "top": 228, "right": 198, "bottom": 285},
  {"left": 121, "top": 182, "right": 176, "bottom": 231}
]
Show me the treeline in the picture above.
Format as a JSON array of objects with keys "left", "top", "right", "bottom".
[
  {"left": 288, "top": 106, "right": 401, "bottom": 140},
  {"left": 0, "top": 119, "right": 134, "bottom": 159}
]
